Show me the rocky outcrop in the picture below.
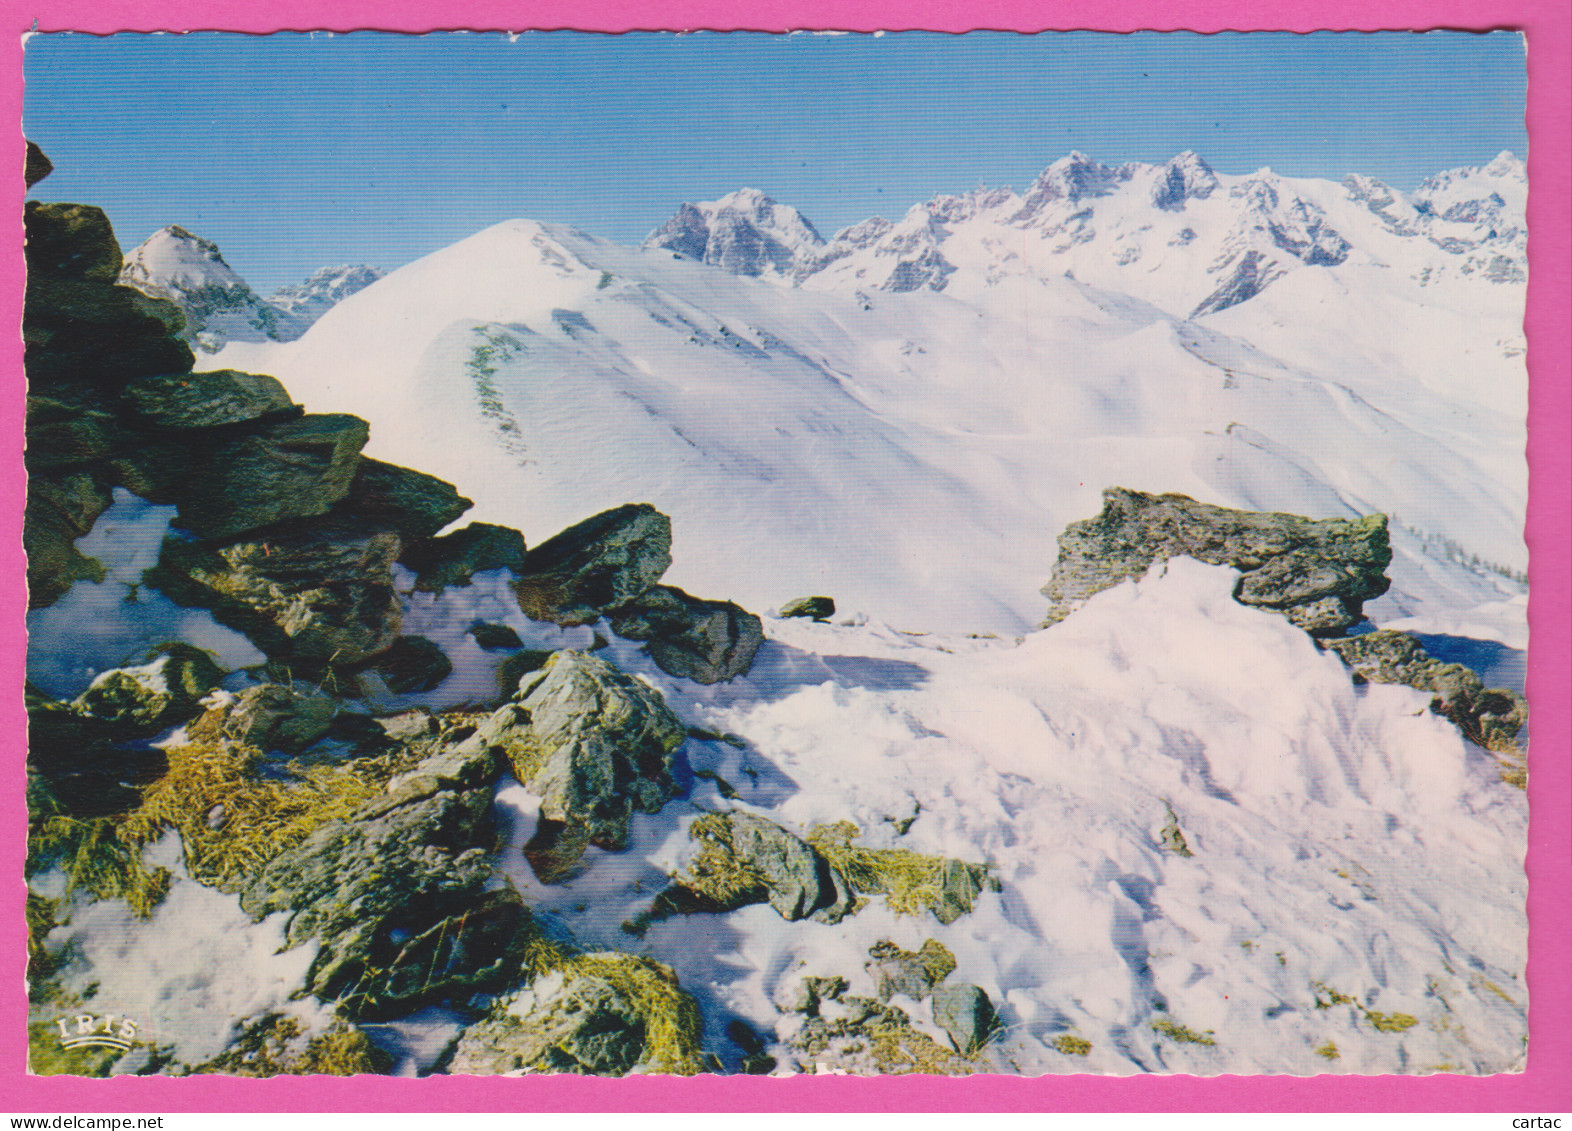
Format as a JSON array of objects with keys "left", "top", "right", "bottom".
[
  {"left": 369, "top": 635, "right": 453, "bottom": 694},
  {"left": 24, "top": 471, "right": 112, "bottom": 608},
  {"left": 1041, "top": 487, "right": 1392, "bottom": 635},
  {"left": 465, "top": 650, "right": 686, "bottom": 851},
  {"left": 512, "top": 503, "right": 672, "bottom": 625},
  {"left": 932, "top": 983, "right": 999, "bottom": 1056},
  {"left": 653, "top": 810, "right": 857, "bottom": 925},
  {"left": 340, "top": 458, "right": 472, "bottom": 544},
  {"left": 608, "top": 585, "right": 763, "bottom": 683},
  {"left": 238, "top": 741, "right": 516, "bottom": 1019},
  {"left": 783, "top": 988, "right": 977, "bottom": 1076},
  {"left": 1324, "top": 630, "right": 1526, "bottom": 747},
  {"left": 778, "top": 595, "right": 835, "bottom": 621},
  {"left": 402, "top": 522, "right": 527, "bottom": 592},
  {"left": 70, "top": 643, "right": 226, "bottom": 735},
  {"left": 447, "top": 953, "right": 705, "bottom": 1076},
  {"left": 190, "top": 683, "right": 341, "bottom": 755},
  {"left": 866, "top": 938, "right": 956, "bottom": 1002}
]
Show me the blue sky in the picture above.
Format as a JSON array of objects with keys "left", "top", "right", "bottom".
[{"left": 23, "top": 30, "right": 1527, "bottom": 290}]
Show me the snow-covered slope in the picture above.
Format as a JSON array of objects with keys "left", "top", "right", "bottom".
[
  {"left": 120, "top": 226, "right": 381, "bottom": 352},
  {"left": 211, "top": 151, "right": 1526, "bottom": 639}
]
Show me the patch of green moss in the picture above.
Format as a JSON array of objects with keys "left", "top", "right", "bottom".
[
  {"left": 1051, "top": 1034, "right": 1092, "bottom": 1056},
  {"left": 1159, "top": 802, "right": 1193, "bottom": 857},
  {"left": 27, "top": 816, "right": 171, "bottom": 919},
  {"left": 1150, "top": 1017, "right": 1216, "bottom": 1047},
  {"left": 195, "top": 1014, "right": 392, "bottom": 1076},
  {"left": 1365, "top": 1011, "right": 1418, "bottom": 1033},
  {"left": 27, "top": 1020, "right": 130, "bottom": 1077},
  {"left": 1316, "top": 1041, "right": 1340, "bottom": 1060}
]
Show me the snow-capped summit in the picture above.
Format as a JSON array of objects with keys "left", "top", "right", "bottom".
[
  {"left": 120, "top": 227, "right": 384, "bottom": 351},
  {"left": 269, "top": 263, "right": 384, "bottom": 323},
  {"left": 643, "top": 187, "right": 825, "bottom": 278}
]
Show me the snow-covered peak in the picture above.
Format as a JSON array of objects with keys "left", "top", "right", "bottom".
[
  {"left": 269, "top": 263, "right": 385, "bottom": 321},
  {"left": 1148, "top": 150, "right": 1220, "bottom": 210},
  {"left": 643, "top": 188, "right": 825, "bottom": 278},
  {"left": 120, "top": 224, "right": 251, "bottom": 295}
]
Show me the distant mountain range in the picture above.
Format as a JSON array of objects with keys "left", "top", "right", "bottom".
[{"left": 119, "top": 225, "right": 382, "bottom": 351}]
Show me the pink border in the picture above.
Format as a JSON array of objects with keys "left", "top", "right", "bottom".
[{"left": 5, "top": 0, "right": 1567, "bottom": 1113}]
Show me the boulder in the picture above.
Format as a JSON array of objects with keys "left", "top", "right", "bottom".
[
  {"left": 866, "top": 938, "right": 956, "bottom": 1002},
  {"left": 447, "top": 955, "right": 704, "bottom": 1076},
  {"left": 23, "top": 277, "right": 193, "bottom": 388},
  {"left": 609, "top": 585, "right": 764, "bottom": 684},
  {"left": 778, "top": 595, "right": 835, "bottom": 621},
  {"left": 24, "top": 201, "right": 122, "bottom": 282},
  {"left": 150, "top": 518, "right": 402, "bottom": 667},
  {"left": 657, "top": 810, "right": 856, "bottom": 925},
  {"left": 1041, "top": 488, "right": 1392, "bottom": 636},
  {"left": 339, "top": 457, "right": 472, "bottom": 543},
  {"left": 25, "top": 687, "right": 168, "bottom": 817},
  {"left": 71, "top": 643, "right": 226, "bottom": 735},
  {"left": 120, "top": 370, "right": 297, "bottom": 431},
  {"left": 402, "top": 522, "right": 527, "bottom": 593},
  {"left": 25, "top": 140, "right": 53, "bottom": 188},
  {"left": 513, "top": 503, "right": 671, "bottom": 625},
  {"left": 170, "top": 414, "right": 370, "bottom": 540},
  {"left": 239, "top": 745, "right": 509, "bottom": 1019},
  {"left": 785, "top": 994, "right": 976, "bottom": 1075},
  {"left": 494, "top": 649, "right": 556, "bottom": 701},
  {"left": 370, "top": 635, "right": 453, "bottom": 695},
  {"left": 1324, "top": 629, "right": 1527, "bottom": 747},
  {"left": 25, "top": 396, "right": 124, "bottom": 470},
  {"left": 190, "top": 684, "right": 341, "bottom": 755},
  {"left": 24, "top": 470, "right": 112, "bottom": 608},
  {"left": 468, "top": 621, "right": 523, "bottom": 652},
  {"left": 465, "top": 650, "right": 685, "bottom": 850},
  {"left": 931, "top": 983, "right": 998, "bottom": 1055}
]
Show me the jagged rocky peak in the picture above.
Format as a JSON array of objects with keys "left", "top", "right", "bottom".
[
  {"left": 644, "top": 187, "right": 826, "bottom": 277},
  {"left": 1149, "top": 150, "right": 1219, "bottom": 210},
  {"left": 270, "top": 263, "right": 384, "bottom": 320},
  {"left": 1017, "top": 150, "right": 1132, "bottom": 213}
]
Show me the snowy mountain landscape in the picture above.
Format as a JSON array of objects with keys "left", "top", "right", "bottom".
[{"left": 23, "top": 144, "right": 1530, "bottom": 1080}]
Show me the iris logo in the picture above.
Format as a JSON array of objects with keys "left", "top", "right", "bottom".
[{"left": 54, "top": 1013, "right": 138, "bottom": 1052}]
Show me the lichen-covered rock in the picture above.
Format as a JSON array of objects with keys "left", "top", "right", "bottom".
[
  {"left": 1324, "top": 629, "right": 1527, "bottom": 746},
  {"left": 513, "top": 503, "right": 671, "bottom": 626},
  {"left": 170, "top": 414, "right": 370, "bottom": 540},
  {"left": 609, "top": 585, "right": 763, "bottom": 683},
  {"left": 71, "top": 643, "right": 226, "bottom": 735},
  {"left": 786, "top": 994, "right": 977, "bottom": 1076},
  {"left": 339, "top": 457, "right": 472, "bottom": 543},
  {"left": 24, "top": 470, "right": 112, "bottom": 608},
  {"left": 1041, "top": 487, "right": 1392, "bottom": 635},
  {"left": 370, "top": 635, "right": 453, "bottom": 695},
  {"left": 778, "top": 595, "right": 835, "bottom": 621},
  {"left": 238, "top": 745, "right": 509, "bottom": 1019},
  {"left": 446, "top": 954, "right": 704, "bottom": 1076},
  {"left": 25, "top": 395, "right": 123, "bottom": 470},
  {"left": 466, "top": 650, "right": 684, "bottom": 850},
  {"left": 402, "top": 522, "right": 527, "bottom": 593},
  {"left": 191, "top": 683, "right": 341, "bottom": 755},
  {"left": 24, "top": 201, "right": 123, "bottom": 282},
  {"left": 866, "top": 938, "right": 956, "bottom": 1002},
  {"left": 931, "top": 983, "right": 998, "bottom": 1055},
  {"left": 656, "top": 810, "right": 856, "bottom": 924},
  {"left": 120, "top": 369, "right": 297, "bottom": 431},
  {"left": 150, "top": 518, "right": 402, "bottom": 668}
]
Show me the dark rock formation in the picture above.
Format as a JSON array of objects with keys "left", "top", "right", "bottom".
[
  {"left": 238, "top": 742, "right": 513, "bottom": 1019},
  {"left": 70, "top": 643, "right": 226, "bottom": 735},
  {"left": 931, "top": 983, "right": 998, "bottom": 1055},
  {"left": 468, "top": 621, "right": 522, "bottom": 651},
  {"left": 340, "top": 457, "right": 472, "bottom": 544},
  {"left": 778, "top": 595, "right": 835, "bottom": 621},
  {"left": 370, "top": 635, "right": 453, "bottom": 695},
  {"left": 169, "top": 414, "right": 370, "bottom": 540},
  {"left": 24, "top": 470, "right": 112, "bottom": 608},
  {"left": 402, "top": 522, "right": 527, "bottom": 592},
  {"left": 24, "top": 201, "right": 123, "bottom": 282},
  {"left": 150, "top": 519, "right": 403, "bottom": 668},
  {"left": 1324, "top": 630, "right": 1527, "bottom": 747},
  {"left": 866, "top": 938, "right": 956, "bottom": 1002},
  {"left": 1041, "top": 487, "right": 1392, "bottom": 635},
  {"left": 465, "top": 650, "right": 685, "bottom": 850},
  {"left": 23, "top": 274, "right": 193, "bottom": 389},
  {"left": 513, "top": 504, "right": 671, "bottom": 625},
  {"left": 654, "top": 810, "right": 856, "bottom": 925},
  {"left": 120, "top": 370, "right": 297, "bottom": 431},
  {"left": 608, "top": 585, "right": 764, "bottom": 683}
]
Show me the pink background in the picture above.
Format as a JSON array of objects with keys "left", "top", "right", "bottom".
[{"left": 4, "top": 0, "right": 1567, "bottom": 1113}]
